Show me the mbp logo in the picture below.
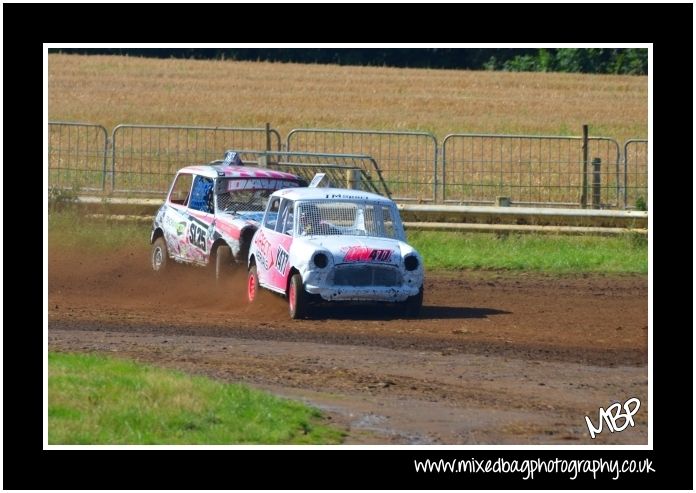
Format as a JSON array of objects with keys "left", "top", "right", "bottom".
[{"left": 584, "top": 397, "right": 641, "bottom": 439}]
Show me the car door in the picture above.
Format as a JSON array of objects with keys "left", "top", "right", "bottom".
[
  {"left": 161, "top": 172, "right": 194, "bottom": 261},
  {"left": 256, "top": 197, "right": 294, "bottom": 293},
  {"left": 183, "top": 175, "right": 215, "bottom": 265}
]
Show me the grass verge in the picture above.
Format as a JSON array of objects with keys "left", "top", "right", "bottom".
[
  {"left": 49, "top": 352, "right": 344, "bottom": 444},
  {"left": 48, "top": 209, "right": 148, "bottom": 251},
  {"left": 48, "top": 211, "right": 647, "bottom": 274},
  {"left": 408, "top": 230, "right": 647, "bottom": 274}
]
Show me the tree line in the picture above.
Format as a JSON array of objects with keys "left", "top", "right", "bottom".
[{"left": 49, "top": 48, "right": 647, "bottom": 75}]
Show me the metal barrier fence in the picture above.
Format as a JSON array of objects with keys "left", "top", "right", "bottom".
[
  {"left": 48, "top": 121, "right": 646, "bottom": 209},
  {"left": 231, "top": 150, "right": 391, "bottom": 198},
  {"left": 286, "top": 129, "right": 438, "bottom": 202},
  {"left": 111, "top": 124, "right": 281, "bottom": 193},
  {"left": 623, "top": 139, "right": 648, "bottom": 210},
  {"left": 441, "top": 134, "right": 621, "bottom": 208},
  {"left": 48, "top": 122, "right": 109, "bottom": 191}
]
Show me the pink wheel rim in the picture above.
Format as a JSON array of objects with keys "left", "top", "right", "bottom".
[
  {"left": 248, "top": 272, "right": 256, "bottom": 302},
  {"left": 289, "top": 282, "right": 296, "bottom": 313}
]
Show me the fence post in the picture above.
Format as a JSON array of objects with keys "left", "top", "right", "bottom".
[
  {"left": 440, "top": 142, "right": 447, "bottom": 203},
  {"left": 433, "top": 145, "right": 439, "bottom": 203},
  {"left": 111, "top": 128, "right": 118, "bottom": 192},
  {"left": 623, "top": 141, "right": 629, "bottom": 209},
  {"left": 496, "top": 196, "right": 511, "bottom": 207},
  {"left": 581, "top": 124, "right": 588, "bottom": 208},
  {"left": 346, "top": 168, "right": 361, "bottom": 190},
  {"left": 265, "top": 122, "right": 271, "bottom": 152},
  {"left": 103, "top": 133, "right": 111, "bottom": 193},
  {"left": 592, "top": 158, "right": 601, "bottom": 209}
]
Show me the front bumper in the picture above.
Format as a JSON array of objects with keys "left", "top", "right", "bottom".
[{"left": 304, "top": 283, "right": 419, "bottom": 302}]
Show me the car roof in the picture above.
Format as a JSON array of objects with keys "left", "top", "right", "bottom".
[
  {"left": 272, "top": 187, "right": 393, "bottom": 203},
  {"left": 179, "top": 164, "right": 300, "bottom": 181}
]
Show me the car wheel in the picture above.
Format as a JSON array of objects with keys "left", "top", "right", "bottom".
[
  {"left": 403, "top": 285, "right": 423, "bottom": 317},
  {"left": 215, "top": 245, "right": 233, "bottom": 282},
  {"left": 151, "top": 237, "right": 169, "bottom": 273},
  {"left": 247, "top": 265, "right": 260, "bottom": 303},
  {"left": 288, "top": 273, "right": 309, "bottom": 319}
]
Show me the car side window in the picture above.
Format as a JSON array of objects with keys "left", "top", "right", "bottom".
[
  {"left": 382, "top": 206, "right": 396, "bottom": 238},
  {"left": 275, "top": 199, "right": 289, "bottom": 233},
  {"left": 169, "top": 173, "right": 193, "bottom": 206},
  {"left": 276, "top": 199, "right": 294, "bottom": 235},
  {"left": 264, "top": 197, "right": 281, "bottom": 229},
  {"left": 284, "top": 206, "right": 295, "bottom": 236},
  {"left": 189, "top": 176, "right": 214, "bottom": 213}
]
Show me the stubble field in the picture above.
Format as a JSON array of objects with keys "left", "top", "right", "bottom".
[{"left": 48, "top": 54, "right": 647, "bottom": 142}]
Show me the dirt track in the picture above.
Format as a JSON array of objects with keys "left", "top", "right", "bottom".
[{"left": 48, "top": 247, "right": 648, "bottom": 444}]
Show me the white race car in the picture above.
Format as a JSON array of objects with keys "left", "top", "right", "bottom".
[
  {"left": 150, "top": 152, "right": 305, "bottom": 278},
  {"left": 247, "top": 187, "right": 424, "bottom": 319}
]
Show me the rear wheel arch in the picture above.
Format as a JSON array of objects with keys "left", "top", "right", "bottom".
[
  {"left": 208, "top": 239, "right": 235, "bottom": 282},
  {"left": 210, "top": 238, "right": 229, "bottom": 259},
  {"left": 151, "top": 227, "right": 164, "bottom": 244},
  {"left": 237, "top": 227, "right": 257, "bottom": 262}
]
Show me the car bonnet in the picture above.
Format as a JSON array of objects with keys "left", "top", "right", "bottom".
[{"left": 299, "top": 235, "right": 407, "bottom": 266}]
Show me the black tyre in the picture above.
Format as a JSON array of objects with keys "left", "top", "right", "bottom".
[
  {"left": 288, "top": 273, "right": 309, "bottom": 319},
  {"left": 215, "top": 245, "right": 233, "bottom": 282},
  {"left": 404, "top": 285, "right": 423, "bottom": 317},
  {"left": 247, "top": 265, "right": 260, "bottom": 303},
  {"left": 151, "top": 237, "right": 169, "bottom": 274}
]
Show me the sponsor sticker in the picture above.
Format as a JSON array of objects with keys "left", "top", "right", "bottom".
[
  {"left": 254, "top": 230, "right": 273, "bottom": 270},
  {"left": 343, "top": 246, "right": 393, "bottom": 263}
]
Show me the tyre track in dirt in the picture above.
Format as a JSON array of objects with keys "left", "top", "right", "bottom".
[{"left": 48, "top": 247, "right": 648, "bottom": 444}]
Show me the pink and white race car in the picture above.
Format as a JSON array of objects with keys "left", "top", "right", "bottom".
[
  {"left": 150, "top": 152, "right": 305, "bottom": 277},
  {"left": 247, "top": 187, "right": 424, "bottom": 319}
]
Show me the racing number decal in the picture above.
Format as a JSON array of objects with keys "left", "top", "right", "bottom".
[
  {"left": 275, "top": 245, "right": 290, "bottom": 276},
  {"left": 369, "top": 249, "right": 392, "bottom": 262},
  {"left": 189, "top": 223, "right": 207, "bottom": 252}
]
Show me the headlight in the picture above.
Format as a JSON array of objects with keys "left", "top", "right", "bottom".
[
  {"left": 313, "top": 252, "right": 328, "bottom": 269},
  {"left": 404, "top": 255, "right": 419, "bottom": 271}
]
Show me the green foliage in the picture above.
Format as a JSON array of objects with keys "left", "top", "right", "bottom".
[
  {"left": 537, "top": 48, "right": 553, "bottom": 72},
  {"left": 483, "top": 56, "right": 499, "bottom": 71},
  {"left": 554, "top": 48, "right": 585, "bottom": 73},
  {"left": 611, "top": 49, "right": 648, "bottom": 75},
  {"left": 499, "top": 48, "right": 647, "bottom": 75},
  {"left": 627, "top": 231, "right": 647, "bottom": 248},
  {"left": 503, "top": 55, "right": 540, "bottom": 72},
  {"left": 48, "top": 186, "right": 79, "bottom": 212},
  {"left": 635, "top": 195, "right": 648, "bottom": 211},
  {"left": 49, "top": 352, "right": 344, "bottom": 444}
]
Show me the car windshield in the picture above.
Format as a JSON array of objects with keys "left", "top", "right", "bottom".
[
  {"left": 216, "top": 178, "right": 300, "bottom": 215},
  {"left": 295, "top": 200, "right": 403, "bottom": 240}
]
